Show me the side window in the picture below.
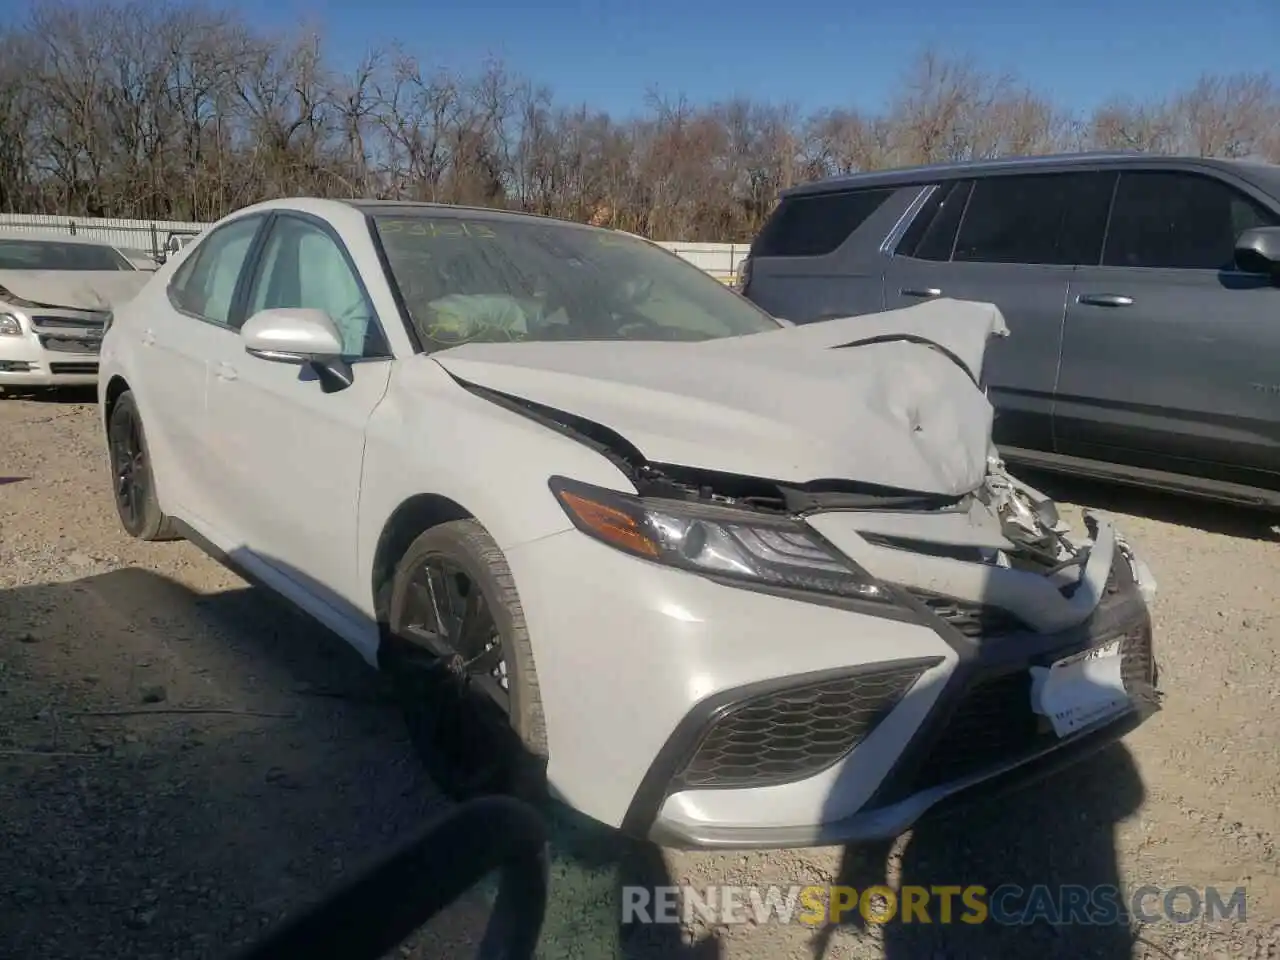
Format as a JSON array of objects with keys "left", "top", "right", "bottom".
[
  {"left": 752, "top": 188, "right": 897, "bottom": 258},
  {"left": 168, "top": 216, "right": 263, "bottom": 325},
  {"left": 952, "top": 172, "right": 1114, "bottom": 266},
  {"left": 244, "top": 216, "right": 387, "bottom": 358},
  {"left": 896, "top": 181, "right": 973, "bottom": 261},
  {"left": 1102, "top": 171, "right": 1280, "bottom": 271}
]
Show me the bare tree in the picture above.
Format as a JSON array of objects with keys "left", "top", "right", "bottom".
[
  {"left": 1172, "top": 73, "right": 1278, "bottom": 158},
  {"left": 0, "top": 1, "right": 1276, "bottom": 240}
]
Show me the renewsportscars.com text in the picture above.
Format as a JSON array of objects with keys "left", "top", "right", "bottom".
[{"left": 622, "top": 884, "right": 1248, "bottom": 927}]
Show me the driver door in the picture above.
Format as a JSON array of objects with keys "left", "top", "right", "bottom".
[{"left": 204, "top": 212, "right": 394, "bottom": 634}]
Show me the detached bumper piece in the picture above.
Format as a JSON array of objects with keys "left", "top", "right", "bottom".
[
  {"left": 866, "top": 558, "right": 1158, "bottom": 810},
  {"left": 897, "top": 618, "right": 1152, "bottom": 795},
  {"left": 669, "top": 659, "right": 943, "bottom": 791}
]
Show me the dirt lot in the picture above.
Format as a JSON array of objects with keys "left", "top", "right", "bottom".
[{"left": 2, "top": 391, "right": 1278, "bottom": 960}]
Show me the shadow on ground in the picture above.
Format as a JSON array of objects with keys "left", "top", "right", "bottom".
[
  {"left": 1016, "top": 467, "right": 1280, "bottom": 542},
  {"left": 3, "top": 545, "right": 1155, "bottom": 959},
  {"left": 0, "top": 567, "right": 716, "bottom": 959},
  {"left": 810, "top": 746, "right": 1145, "bottom": 959},
  {"left": 0, "top": 385, "right": 98, "bottom": 404}
]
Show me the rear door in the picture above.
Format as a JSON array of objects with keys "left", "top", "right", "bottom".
[
  {"left": 742, "top": 187, "right": 907, "bottom": 321},
  {"left": 1056, "top": 168, "right": 1280, "bottom": 493},
  {"left": 883, "top": 171, "right": 1116, "bottom": 453}
]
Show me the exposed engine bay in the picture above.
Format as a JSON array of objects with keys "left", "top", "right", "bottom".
[
  {"left": 440, "top": 296, "right": 1157, "bottom": 631},
  {"left": 466, "top": 378, "right": 1097, "bottom": 587},
  {"left": 636, "top": 453, "right": 1089, "bottom": 580}
]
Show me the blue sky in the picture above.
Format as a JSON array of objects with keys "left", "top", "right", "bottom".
[{"left": 17, "top": 0, "right": 1280, "bottom": 117}]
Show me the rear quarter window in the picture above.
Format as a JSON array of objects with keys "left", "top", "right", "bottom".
[{"left": 752, "top": 188, "right": 896, "bottom": 258}]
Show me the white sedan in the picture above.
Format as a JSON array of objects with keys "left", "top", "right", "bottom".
[
  {"left": 0, "top": 230, "right": 152, "bottom": 391},
  {"left": 97, "top": 198, "right": 1161, "bottom": 848}
]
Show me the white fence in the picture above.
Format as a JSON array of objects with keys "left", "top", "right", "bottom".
[{"left": 0, "top": 213, "right": 751, "bottom": 282}]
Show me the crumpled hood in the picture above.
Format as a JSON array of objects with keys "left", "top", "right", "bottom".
[
  {"left": 432, "top": 298, "right": 1010, "bottom": 497},
  {"left": 0, "top": 270, "right": 151, "bottom": 311}
]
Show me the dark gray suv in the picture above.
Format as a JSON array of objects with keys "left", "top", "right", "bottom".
[{"left": 740, "top": 153, "right": 1280, "bottom": 508}]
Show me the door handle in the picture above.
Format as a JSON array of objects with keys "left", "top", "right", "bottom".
[
  {"left": 1076, "top": 293, "right": 1134, "bottom": 307},
  {"left": 901, "top": 287, "right": 942, "bottom": 299},
  {"left": 215, "top": 361, "right": 238, "bottom": 382},
  {"left": 141, "top": 328, "right": 156, "bottom": 346}
]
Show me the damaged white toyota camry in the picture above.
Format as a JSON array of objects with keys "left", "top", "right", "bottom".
[{"left": 97, "top": 198, "right": 1161, "bottom": 848}]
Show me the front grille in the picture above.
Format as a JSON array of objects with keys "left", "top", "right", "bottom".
[
  {"left": 903, "top": 617, "right": 1154, "bottom": 794},
  {"left": 31, "top": 315, "right": 105, "bottom": 355},
  {"left": 671, "top": 660, "right": 938, "bottom": 790},
  {"left": 41, "top": 337, "right": 100, "bottom": 354},
  {"left": 49, "top": 362, "right": 98, "bottom": 375},
  {"left": 908, "top": 589, "right": 1029, "bottom": 638},
  {"left": 31, "top": 314, "right": 107, "bottom": 329}
]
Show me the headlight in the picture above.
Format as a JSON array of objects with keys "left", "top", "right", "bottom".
[
  {"left": 0, "top": 314, "right": 22, "bottom": 336},
  {"left": 549, "top": 476, "right": 891, "bottom": 603}
]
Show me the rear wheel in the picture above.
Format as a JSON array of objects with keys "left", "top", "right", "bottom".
[
  {"left": 106, "top": 390, "right": 178, "bottom": 541},
  {"left": 384, "top": 520, "right": 548, "bottom": 803}
]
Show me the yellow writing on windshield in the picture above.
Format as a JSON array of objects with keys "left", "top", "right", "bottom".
[
  {"left": 595, "top": 233, "right": 640, "bottom": 247},
  {"left": 379, "top": 219, "right": 498, "bottom": 239}
]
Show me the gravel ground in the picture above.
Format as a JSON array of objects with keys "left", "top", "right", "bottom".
[{"left": 1, "top": 391, "right": 1277, "bottom": 960}]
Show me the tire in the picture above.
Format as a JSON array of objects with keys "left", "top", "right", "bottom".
[
  {"left": 106, "top": 390, "right": 179, "bottom": 541},
  {"left": 384, "top": 519, "right": 548, "bottom": 804}
]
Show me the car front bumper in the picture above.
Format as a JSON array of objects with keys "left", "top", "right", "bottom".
[
  {"left": 0, "top": 331, "right": 101, "bottom": 387},
  {"left": 503, "top": 512, "right": 1159, "bottom": 849},
  {"left": 646, "top": 557, "right": 1157, "bottom": 849}
]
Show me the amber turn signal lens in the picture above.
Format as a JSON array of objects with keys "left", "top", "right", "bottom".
[{"left": 555, "top": 490, "right": 659, "bottom": 557}]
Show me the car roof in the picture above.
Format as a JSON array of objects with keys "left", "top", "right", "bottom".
[
  {"left": 225, "top": 196, "right": 618, "bottom": 235},
  {"left": 781, "top": 153, "right": 1280, "bottom": 198},
  {"left": 342, "top": 198, "right": 609, "bottom": 230}
]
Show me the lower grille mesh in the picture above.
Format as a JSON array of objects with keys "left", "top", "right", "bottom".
[
  {"left": 903, "top": 617, "right": 1154, "bottom": 794},
  {"left": 672, "top": 660, "right": 938, "bottom": 791}
]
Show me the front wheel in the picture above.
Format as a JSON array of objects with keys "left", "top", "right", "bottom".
[
  {"left": 384, "top": 519, "right": 548, "bottom": 803},
  {"left": 106, "top": 390, "right": 178, "bottom": 541}
]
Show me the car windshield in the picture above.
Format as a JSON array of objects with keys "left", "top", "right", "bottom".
[
  {"left": 370, "top": 214, "right": 780, "bottom": 351},
  {"left": 0, "top": 238, "right": 132, "bottom": 272}
]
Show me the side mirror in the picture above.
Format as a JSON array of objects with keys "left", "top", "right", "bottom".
[
  {"left": 1234, "top": 226, "right": 1280, "bottom": 280},
  {"left": 241, "top": 308, "right": 354, "bottom": 393}
]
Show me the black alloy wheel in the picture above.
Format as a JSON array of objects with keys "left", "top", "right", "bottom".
[
  {"left": 106, "top": 391, "right": 175, "bottom": 541},
  {"left": 391, "top": 552, "right": 524, "bottom": 799},
  {"left": 109, "top": 402, "right": 148, "bottom": 532}
]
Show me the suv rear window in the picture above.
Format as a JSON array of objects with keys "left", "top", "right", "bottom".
[
  {"left": 752, "top": 188, "right": 896, "bottom": 258},
  {"left": 897, "top": 182, "right": 973, "bottom": 261}
]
